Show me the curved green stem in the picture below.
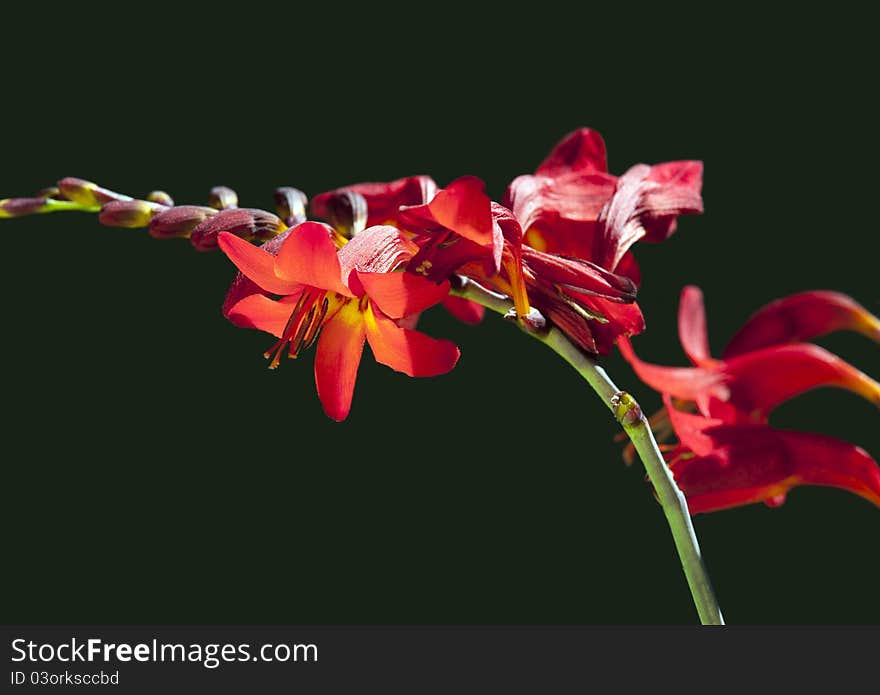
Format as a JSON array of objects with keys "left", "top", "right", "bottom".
[{"left": 451, "top": 277, "right": 724, "bottom": 625}]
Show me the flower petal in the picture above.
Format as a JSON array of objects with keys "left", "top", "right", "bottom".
[
  {"left": 222, "top": 229, "right": 292, "bottom": 318},
  {"left": 671, "top": 425, "right": 880, "bottom": 513},
  {"left": 314, "top": 302, "right": 366, "bottom": 422},
  {"left": 617, "top": 337, "right": 729, "bottom": 409},
  {"left": 336, "top": 225, "right": 419, "bottom": 277},
  {"left": 724, "top": 343, "right": 880, "bottom": 417},
  {"left": 534, "top": 128, "right": 609, "bottom": 176},
  {"left": 678, "top": 286, "right": 714, "bottom": 367},
  {"left": 218, "top": 231, "right": 302, "bottom": 295},
  {"left": 723, "top": 290, "right": 880, "bottom": 358},
  {"left": 225, "top": 293, "right": 302, "bottom": 336},
  {"left": 274, "top": 221, "right": 352, "bottom": 296},
  {"left": 400, "top": 176, "right": 494, "bottom": 247},
  {"left": 594, "top": 163, "right": 703, "bottom": 270},
  {"left": 364, "top": 305, "right": 460, "bottom": 377},
  {"left": 357, "top": 271, "right": 450, "bottom": 320},
  {"left": 442, "top": 295, "right": 485, "bottom": 324}
]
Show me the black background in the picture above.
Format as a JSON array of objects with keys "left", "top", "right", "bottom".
[{"left": 2, "top": 8, "right": 877, "bottom": 624}]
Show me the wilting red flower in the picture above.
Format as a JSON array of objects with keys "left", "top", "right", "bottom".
[
  {"left": 620, "top": 286, "right": 880, "bottom": 513},
  {"left": 619, "top": 286, "right": 880, "bottom": 421},
  {"left": 499, "top": 129, "right": 703, "bottom": 351},
  {"left": 218, "top": 222, "right": 459, "bottom": 421}
]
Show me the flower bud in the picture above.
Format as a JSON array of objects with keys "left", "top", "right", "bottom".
[
  {"left": 274, "top": 187, "right": 307, "bottom": 226},
  {"left": 209, "top": 186, "right": 238, "bottom": 210},
  {"left": 190, "top": 208, "right": 285, "bottom": 251},
  {"left": 149, "top": 205, "right": 216, "bottom": 239},
  {"left": 57, "top": 177, "right": 131, "bottom": 207},
  {"left": 0, "top": 197, "right": 51, "bottom": 217},
  {"left": 318, "top": 190, "right": 367, "bottom": 238},
  {"left": 99, "top": 199, "right": 165, "bottom": 228},
  {"left": 147, "top": 190, "right": 175, "bottom": 206}
]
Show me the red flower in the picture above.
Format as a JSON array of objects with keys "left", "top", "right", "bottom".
[
  {"left": 620, "top": 286, "right": 880, "bottom": 513},
  {"left": 218, "top": 222, "right": 459, "bottom": 421}
]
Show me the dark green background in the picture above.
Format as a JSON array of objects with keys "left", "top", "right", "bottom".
[{"left": 2, "top": 9, "right": 877, "bottom": 623}]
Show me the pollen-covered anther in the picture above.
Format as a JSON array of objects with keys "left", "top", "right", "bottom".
[
  {"left": 264, "top": 290, "right": 334, "bottom": 369},
  {"left": 414, "top": 260, "right": 433, "bottom": 275}
]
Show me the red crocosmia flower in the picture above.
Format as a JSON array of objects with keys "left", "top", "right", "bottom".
[
  {"left": 505, "top": 128, "right": 704, "bottom": 270},
  {"left": 662, "top": 395, "right": 880, "bottom": 513},
  {"left": 218, "top": 222, "right": 459, "bottom": 421},
  {"left": 619, "top": 286, "right": 880, "bottom": 421}
]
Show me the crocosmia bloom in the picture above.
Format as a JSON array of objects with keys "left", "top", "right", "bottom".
[
  {"left": 219, "top": 222, "right": 459, "bottom": 421},
  {"left": 620, "top": 286, "right": 880, "bottom": 512}
]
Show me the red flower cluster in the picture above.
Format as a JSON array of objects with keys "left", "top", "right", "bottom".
[
  {"left": 4, "top": 130, "right": 877, "bottom": 520},
  {"left": 619, "top": 287, "right": 880, "bottom": 512}
]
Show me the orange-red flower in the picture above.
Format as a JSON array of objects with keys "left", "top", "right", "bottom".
[
  {"left": 219, "top": 222, "right": 459, "bottom": 421},
  {"left": 621, "top": 286, "right": 880, "bottom": 513}
]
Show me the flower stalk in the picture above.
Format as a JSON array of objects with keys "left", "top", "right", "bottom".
[{"left": 451, "top": 275, "right": 724, "bottom": 625}]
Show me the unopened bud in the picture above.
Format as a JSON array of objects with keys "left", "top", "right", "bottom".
[
  {"left": 209, "top": 186, "right": 238, "bottom": 210},
  {"left": 147, "top": 190, "right": 175, "bottom": 206},
  {"left": 149, "top": 205, "right": 216, "bottom": 239},
  {"left": 274, "top": 187, "right": 307, "bottom": 226},
  {"left": 99, "top": 199, "right": 165, "bottom": 228},
  {"left": 318, "top": 190, "right": 368, "bottom": 238},
  {"left": 190, "top": 208, "right": 284, "bottom": 251},
  {"left": 57, "top": 177, "right": 132, "bottom": 207},
  {"left": 0, "top": 197, "right": 51, "bottom": 217}
]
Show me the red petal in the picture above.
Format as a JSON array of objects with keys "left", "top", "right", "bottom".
[
  {"left": 314, "top": 302, "right": 366, "bottom": 422},
  {"left": 218, "top": 232, "right": 302, "bottom": 296},
  {"left": 724, "top": 343, "right": 880, "bottom": 417},
  {"left": 535, "top": 128, "right": 609, "bottom": 176},
  {"left": 221, "top": 229, "right": 293, "bottom": 318},
  {"left": 724, "top": 290, "right": 880, "bottom": 358},
  {"left": 595, "top": 163, "right": 703, "bottom": 270},
  {"left": 364, "top": 305, "right": 460, "bottom": 377},
  {"left": 442, "top": 295, "right": 485, "bottom": 324},
  {"left": 336, "top": 225, "right": 419, "bottom": 277},
  {"left": 224, "top": 293, "right": 301, "bottom": 336},
  {"left": 422, "top": 176, "right": 494, "bottom": 246},
  {"left": 617, "top": 337, "right": 729, "bottom": 409},
  {"left": 663, "top": 395, "right": 725, "bottom": 456},
  {"left": 641, "top": 161, "right": 704, "bottom": 243},
  {"left": 671, "top": 425, "right": 880, "bottom": 513},
  {"left": 274, "top": 221, "right": 352, "bottom": 296},
  {"left": 357, "top": 271, "right": 450, "bottom": 319},
  {"left": 677, "top": 286, "right": 714, "bottom": 366}
]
